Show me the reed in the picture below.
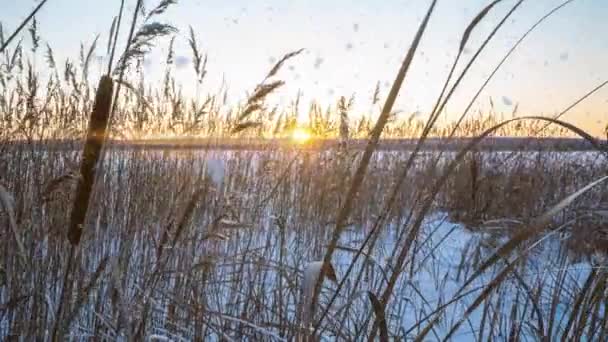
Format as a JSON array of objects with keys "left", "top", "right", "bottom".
[{"left": 1, "top": 0, "right": 607, "bottom": 340}]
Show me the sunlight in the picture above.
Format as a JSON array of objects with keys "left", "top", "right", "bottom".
[{"left": 290, "top": 127, "right": 312, "bottom": 144}]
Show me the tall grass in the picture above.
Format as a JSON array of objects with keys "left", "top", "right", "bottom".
[{"left": 1, "top": 0, "right": 608, "bottom": 340}]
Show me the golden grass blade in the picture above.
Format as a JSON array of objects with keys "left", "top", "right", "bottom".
[
  {"left": 460, "top": 0, "right": 504, "bottom": 53},
  {"left": 107, "top": 16, "right": 118, "bottom": 56},
  {"left": 113, "top": 22, "right": 177, "bottom": 76},
  {"left": 246, "top": 81, "right": 285, "bottom": 108},
  {"left": 266, "top": 48, "right": 305, "bottom": 80},
  {"left": 83, "top": 34, "right": 100, "bottom": 80},
  {"left": 146, "top": 0, "right": 178, "bottom": 21},
  {"left": 238, "top": 103, "right": 263, "bottom": 122},
  {"left": 538, "top": 176, "right": 608, "bottom": 224},
  {"left": 232, "top": 121, "right": 263, "bottom": 134}
]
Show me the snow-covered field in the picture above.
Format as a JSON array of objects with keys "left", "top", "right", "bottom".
[{"left": 1, "top": 147, "right": 606, "bottom": 340}]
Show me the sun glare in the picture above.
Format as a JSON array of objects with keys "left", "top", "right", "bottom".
[{"left": 290, "top": 128, "right": 312, "bottom": 144}]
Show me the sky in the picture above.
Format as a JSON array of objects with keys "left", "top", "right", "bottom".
[{"left": 3, "top": 0, "right": 608, "bottom": 136}]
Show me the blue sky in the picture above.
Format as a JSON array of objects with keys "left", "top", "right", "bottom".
[{"left": 4, "top": 0, "right": 608, "bottom": 136}]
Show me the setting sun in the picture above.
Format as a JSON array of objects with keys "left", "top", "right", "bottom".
[{"left": 290, "top": 128, "right": 312, "bottom": 144}]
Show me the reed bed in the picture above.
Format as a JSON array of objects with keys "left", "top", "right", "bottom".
[{"left": 1, "top": 0, "right": 608, "bottom": 340}]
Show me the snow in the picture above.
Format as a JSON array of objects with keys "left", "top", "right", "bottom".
[{"left": 205, "top": 158, "right": 226, "bottom": 188}]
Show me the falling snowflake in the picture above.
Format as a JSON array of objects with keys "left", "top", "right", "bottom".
[
  {"left": 175, "top": 56, "right": 190, "bottom": 69},
  {"left": 206, "top": 159, "right": 225, "bottom": 188},
  {"left": 314, "top": 57, "right": 323, "bottom": 69}
]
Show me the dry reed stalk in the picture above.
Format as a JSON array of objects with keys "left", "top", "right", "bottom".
[
  {"left": 231, "top": 49, "right": 303, "bottom": 135},
  {"left": 59, "top": 256, "right": 110, "bottom": 336},
  {"left": 315, "top": 0, "right": 523, "bottom": 331},
  {"left": 0, "top": 0, "right": 49, "bottom": 54},
  {"left": 367, "top": 291, "right": 389, "bottom": 342},
  {"left": 446, "top": 0, "right": 576, "bottom": 140},
  {"left": 67, "top": 75, "right": 114, "bottom": 245},
  {"left": 562, "top": 268, "right": 598, "bottom": 339},
  {"left": 2, "top": 0, "right": 608, "bottom": 340},
  {"left": 364, "top": 0, "right": 604, "bottom": 324},
  {"left": 0, "top": 183, "right": 27, "bottom": 266},
  {"left": 52, "top": 74, "right": 114, "bottom": 342},
  {"left": 346, "top": 115, "right": 599, "bottom": 339},
  {"left": 310, "top": 1, "right": 437, "bottom": 334},
  {"left": 416, "top": 173, "right": 608, "bottom": 340}
]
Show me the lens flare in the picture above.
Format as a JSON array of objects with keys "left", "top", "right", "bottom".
[{"left": 290, "top": 128, "right": 312, "bottom": 144}]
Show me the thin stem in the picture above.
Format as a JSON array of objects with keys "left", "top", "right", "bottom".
[
  {"left": 107, "top": 0, "right": 126, "bottom": 75},
  {"left": 0, "top": 0, "right": 49, "bottom": 54},
  {"left": 310, "top": 0, "right": 438, "bottom": 336}
]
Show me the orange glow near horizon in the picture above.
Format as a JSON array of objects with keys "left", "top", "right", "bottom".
[{"left": 290, "top": 128, "right": 313, "bottom": 144}]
